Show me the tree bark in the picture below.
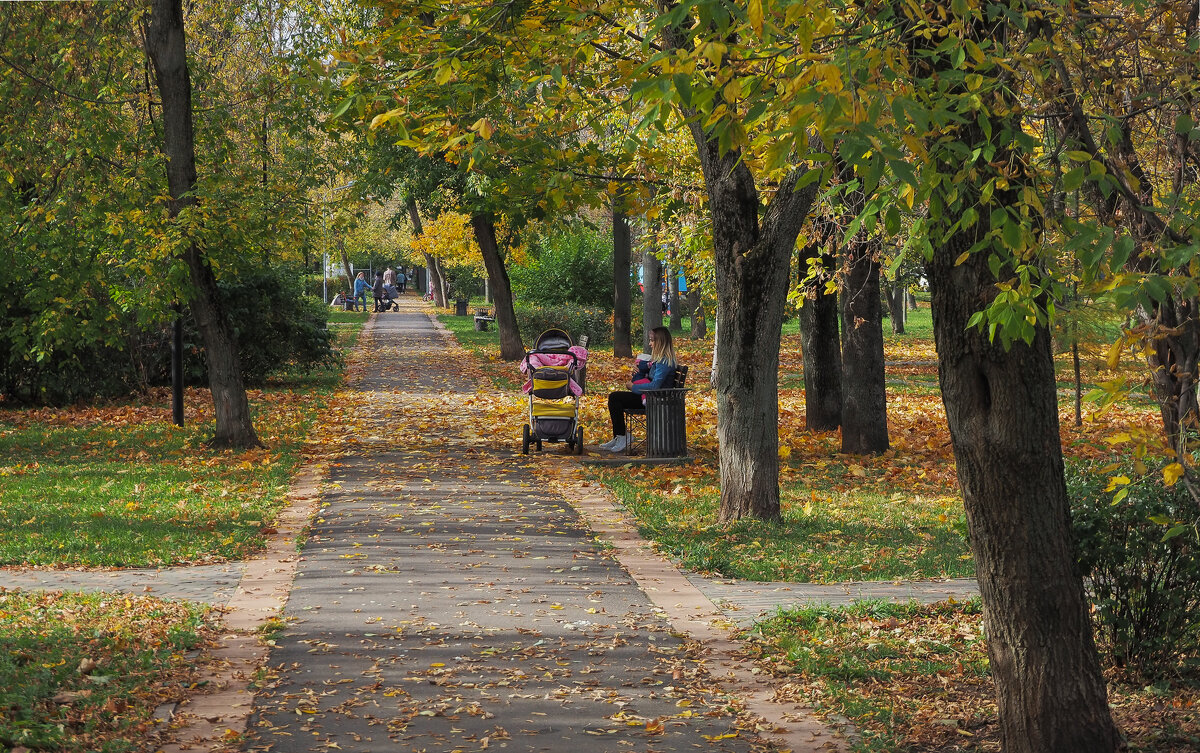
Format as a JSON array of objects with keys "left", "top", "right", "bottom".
[
  {"left": 612, "top": 192, "right": 634, "bottom": 358},
  {"left": 470, "top": 213, "right": 523, "bottom": 360},
  {"left": 146, "top": 0, "right": 260, "bottom": 449},
  {"left": 916, "top": 5, "right": 1121, "bottom": 749},
  {"left": 840, "top": 239, "right": 889, "bottom": 454},
  {"left": 667, "top": 263, "right": 683, "bottom": 332},
  {"left": 689, "top": 286, "right": 707, "bottom": 339},
  {"left": 928, "top": 242, "right": 1120, "bottom": 752},
  {"left": 885, "top": 283, "right": 906, "bottom": 334},
  {"left": 797, "top": 242, "right": 842, "bottom": 432},
  {"left": 641, "top": 247, "right": 662, "bottom": 353}
]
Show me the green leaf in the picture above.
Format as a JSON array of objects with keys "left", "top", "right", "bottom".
[
  {"left": 884, "top": 206, "right": 901, "bottom": 236},
  {"left": 331, "top": 96, "right": 354, "bottom": 119},
  {"left": 1110, "top": 235, "right": 1134, "bottom": 269},
  {"left": 1062, "top": 165, "right": 1086, "bottom": 192}
]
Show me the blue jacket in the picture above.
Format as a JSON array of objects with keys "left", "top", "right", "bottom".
[
  {"left": 353, "top": 278, "right": 370, "bottom": 296},
  {"left": 632, "top": 360, "right": 675, "bottom": 394}
]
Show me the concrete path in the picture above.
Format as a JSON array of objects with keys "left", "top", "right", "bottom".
[{"left": 241, "top": 303, "right": 790, "bottom": 751}]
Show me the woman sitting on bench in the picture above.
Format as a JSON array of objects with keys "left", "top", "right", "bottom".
[{"left": 600, "top": 326, "right": 677, "bottom": 453}]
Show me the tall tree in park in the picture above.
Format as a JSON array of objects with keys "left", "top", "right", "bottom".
[
  {"left": 146, "top": 0, "right": 261, "bottom": 447},
  {"left": 612, "top": 189, "right": 635, "bottom": 358},
  {"left": 896, "top": 2, "right": 1120, "bottom": 748},
  {"left": 797, "top": 231, "right": 842, "bottom": 432},
  {"left": 652, "top": 9, "right": 822, "bottom": 521}
]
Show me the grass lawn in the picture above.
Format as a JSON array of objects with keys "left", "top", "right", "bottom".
[
  {"left": 0, "top": 590, "right": 216, "bottom": 752},
  {"left": 748, "top": 600, "right": 1200, "bottom": 752},
  {"left": 594, "top": 468, "right": 970, "bottom": 582},
  {"left": 0, "top": 319, "right": 361, "bottom": 568}
]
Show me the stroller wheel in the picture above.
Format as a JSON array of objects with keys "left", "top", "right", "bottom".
[
  {"left": 575, "top": 427, "right": 584, "bottom": 454},
  {"left": 522, "top": 424, "right": 530, "bottom": 454}
]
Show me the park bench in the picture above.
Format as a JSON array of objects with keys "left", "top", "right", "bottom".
[
  {"left": 622, "top": 365, "right": 689, "bottom": 457},
  {"left": 473, "top": 309, "right": 495, "bottom": 331}
]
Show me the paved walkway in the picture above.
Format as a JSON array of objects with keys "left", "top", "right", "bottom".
[{"left": 241, "top": 304, "right": 786, "bottom": 751}]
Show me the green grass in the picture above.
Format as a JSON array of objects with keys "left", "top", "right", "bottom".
[
  {"left": 0, "top": 590, "right": 214, "bottom": 752},
  {"left": 0, "top": 321, "right": 358, "bottom": 568},
  {"left": 594, "top": 471, "right": 972, "bottom": 583},
  {"left": 747, "top": 599, "right": 990, "bottom": 752}
]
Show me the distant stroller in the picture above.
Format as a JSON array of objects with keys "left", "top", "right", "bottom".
[
  {"left": 378, "top": 284, "right": 400, "bottom": 312},
  {"left": 520, "top": 329, "right": 588, "bottom": 454}
]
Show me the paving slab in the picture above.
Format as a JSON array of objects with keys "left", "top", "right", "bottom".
[
  {"left": 242, "top": 303, "right": 782, "bottom": 752},
  {"left": 0, "top": 562, "right": 243, "bottom": 604}
]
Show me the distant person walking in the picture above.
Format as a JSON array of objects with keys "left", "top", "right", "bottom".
[
  {"left": 398, "top": 269, "right": 408, "bottom": 294},
  {"left": 373, "top": 271, "right": 385, "bottom": 312},
  {"left": 352, "top": 272, "right": 370, "bottom": 312},
  {"left": 384, "top": 266, "right": 396, "bottom": 288}
]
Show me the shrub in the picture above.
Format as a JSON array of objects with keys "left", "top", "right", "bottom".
[
  {"left": 211, "top": 267, "right": 338, "bottom": 385},
  {"left": 514, "top": 304, "right": 612, "bottom": 348},
  {"left": 510, "top": 226, "right": 613, "bottom": 307},
  {"left": 1066, "top": 457, "right": 1200, "bottom": 679}
]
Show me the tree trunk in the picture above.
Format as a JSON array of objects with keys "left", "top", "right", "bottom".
[
  {"left": 146, "top": 0, "right": 260, "bottom": 449},
  {"left": 641, "top": 247, "right": 662, "bottom": 353},
  {"left": 668, "top": 264, "right": 683, "bottom": 332},
  {"left": 840, "top": 240, "right": 889, "bottom": 454},
  {"left": 470, "top": 213, "right": 523, "bottom": 360},
  {"left": 689, "top": 286, "right": 707, "bottom": 339},
  {"left": 916, "top": 5, "right": 1121, "bottom": 747},
  {"left": 612, "top": 192, "right": 634, "bottom": 358},
  {"left": 928, "top": 241, "right": 1120, "bottom": 752},
  {"left": 885, "top": 283, "right": 906, "bottom": 334},
  {"left": 661, "top": 14, "right": 819, "bottom": 523},
  {"left": 797, "top": 242, "right": 842, "bottom": 432},
  {"left": 407, "top": 197, "right": 447, "bottom": 306}
]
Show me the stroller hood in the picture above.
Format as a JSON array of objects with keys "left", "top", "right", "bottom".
[{"left": 533, "top": 328, "right": 572, "bottom": 352}]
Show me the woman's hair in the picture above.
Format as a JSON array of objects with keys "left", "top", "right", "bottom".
[{"left": 650, "top": 326, "right": 677, "bottom": 366}]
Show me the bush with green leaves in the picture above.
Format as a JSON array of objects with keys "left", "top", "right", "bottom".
[
  {"left": 515, "top": 304, "right": 612, "bottom": 348},
  {"left": 1066, "top": 457, "right": 1200, "bottom": 679},
  {"left": 509, "top": 226, "right": 613, "bottom": 308},
  {"left": 209, "top": 267, "right": 338, "bottom": 385}
]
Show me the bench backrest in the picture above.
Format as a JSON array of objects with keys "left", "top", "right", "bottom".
[{"left": 674, "top": 365, "right": 688, "bottom": 388}]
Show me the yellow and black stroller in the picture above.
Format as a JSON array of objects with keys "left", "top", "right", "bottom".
[{"left": 520, "top": 329, "right": 587, "bottom": 454}]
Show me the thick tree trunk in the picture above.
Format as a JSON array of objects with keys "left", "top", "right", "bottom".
[
  {"left": 840, "top": 241, "right": 889, "bottom": 454},
  {"left": 470, "top": 213, "right": 523, "bottom": 360},
  {"left": 885, "top": 283, "right": 906, "bottom": 334},
  {"left": 928, "top": 243, "right": 1120, "bottom": 752},
  {"left": 915, "top": 5, "right": 1120, "bottom": 747},
  {"left": 661, "top": 13, "right": 818, "bottom": 523},
  {"left": 667, "top": 264, "right": 683, "bottom": 332},
  {"left": 641, "top": 248, "right": 662, "bottom": 353},
  {"left": 612, "top": 193, "right": 634, "bottom": 358},
  {"left": 689, "top": 286, "right": 707, "bottom": 339},
  {"left": 798, "top": 242, "right": 842, "bottom": 432},
  {"left": 146, "top": 0, "right": 260, "bottom": 449}
]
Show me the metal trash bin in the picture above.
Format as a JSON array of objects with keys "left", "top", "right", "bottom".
[
  {"left": 454, "top": 299, "right": 469, "bottom": 316},
  {"left": 645, "top": 388, "right": 688, "bottom": 457}
]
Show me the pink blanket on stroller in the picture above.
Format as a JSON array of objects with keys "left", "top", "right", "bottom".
[{"left": 520, "top": 346, "right": 588, "bottom": 396}]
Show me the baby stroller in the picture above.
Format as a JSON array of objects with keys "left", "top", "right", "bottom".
[{"left": 520, "top": 329, "right": 587, "bottom": 454}]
